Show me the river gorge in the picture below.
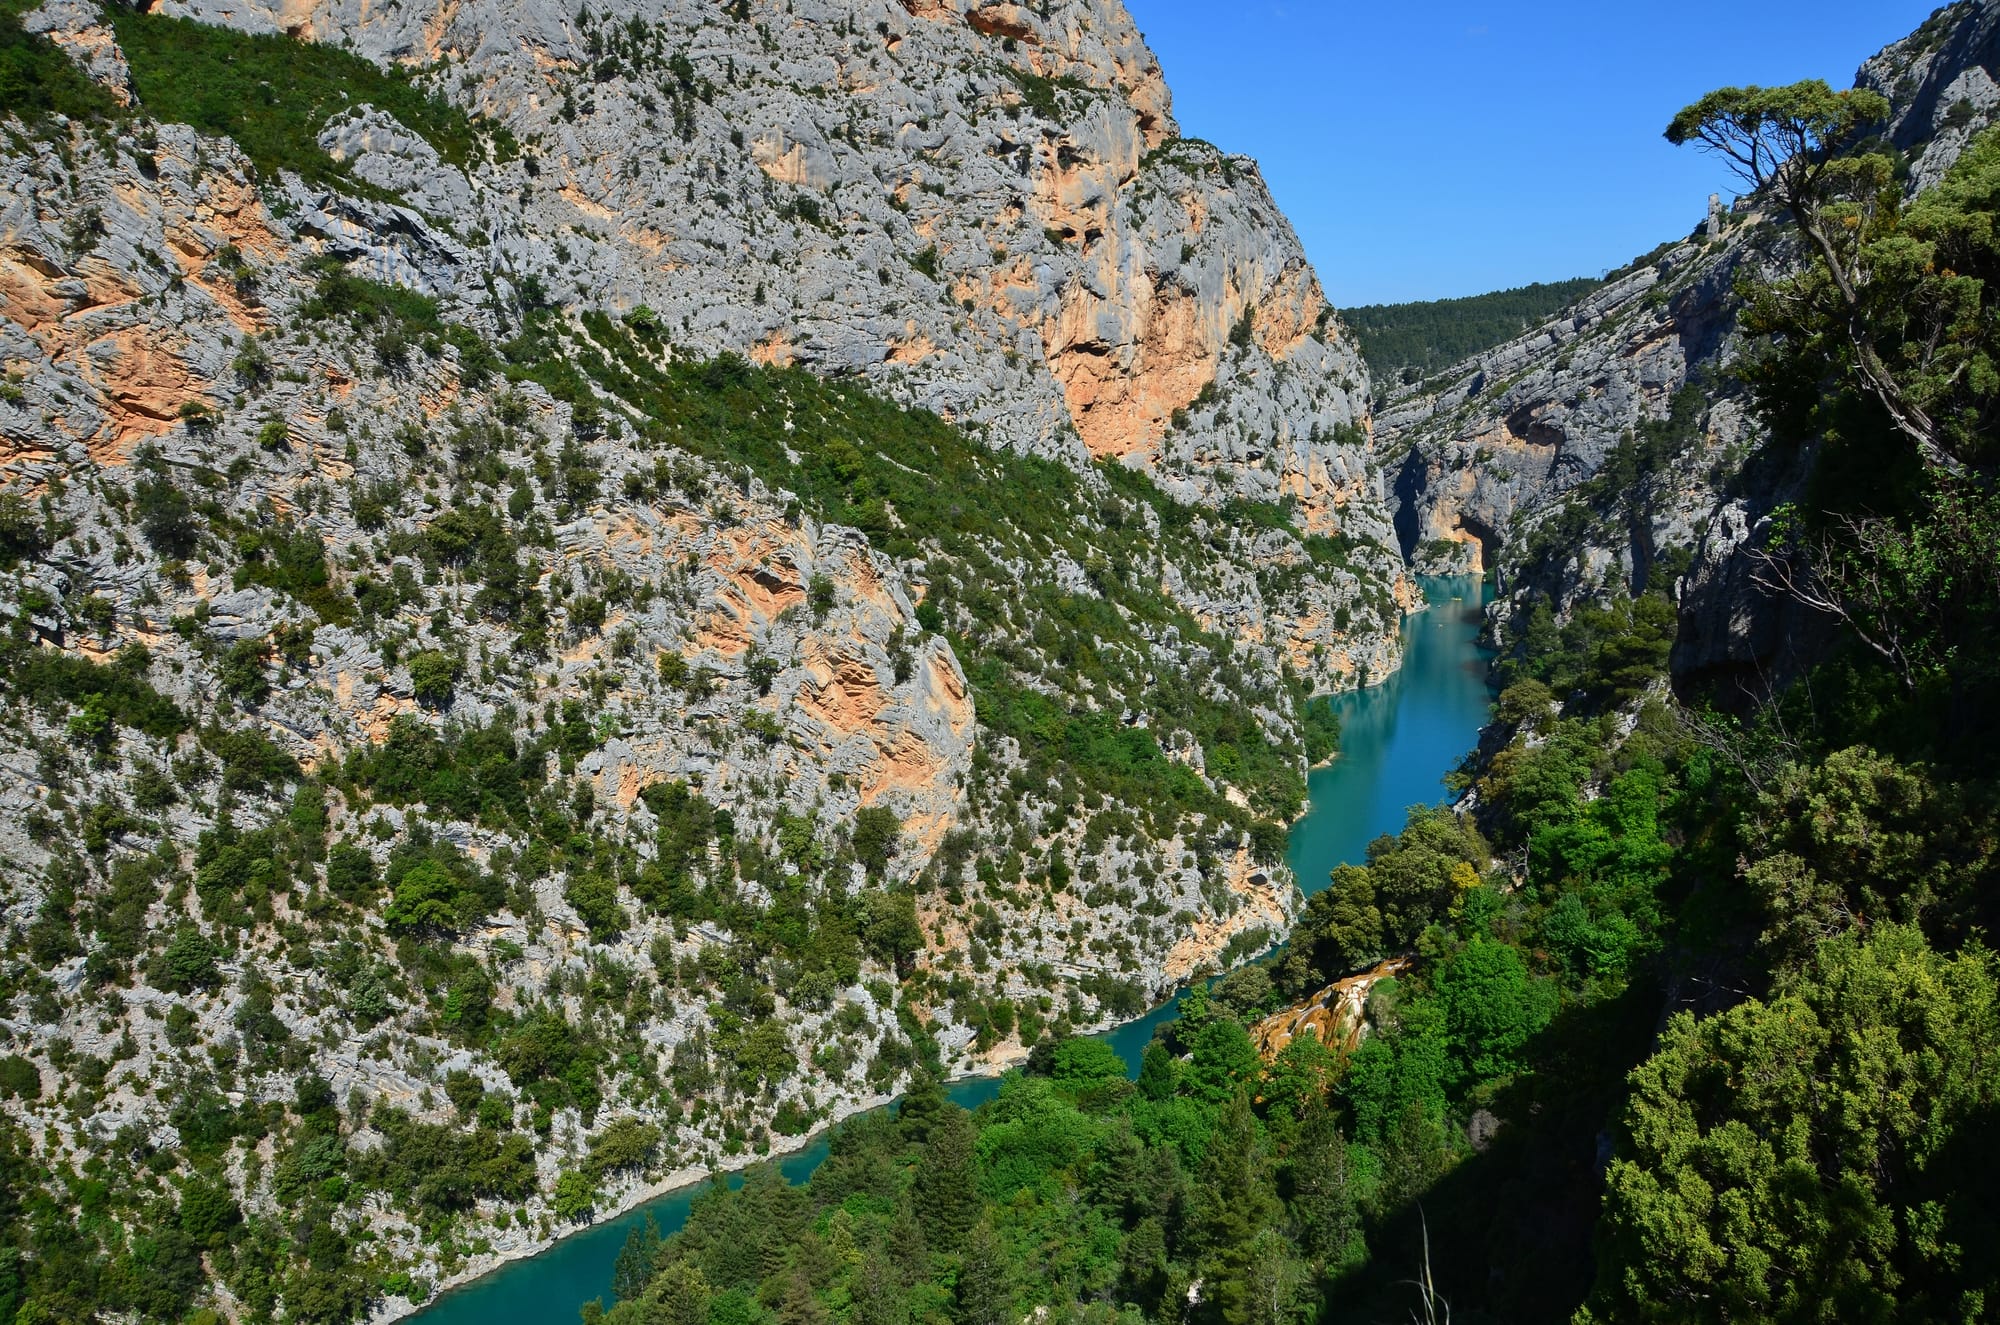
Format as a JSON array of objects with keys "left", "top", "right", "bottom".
[{"left": 412, "top": 577, "right": 1494, "bottom": 1324}]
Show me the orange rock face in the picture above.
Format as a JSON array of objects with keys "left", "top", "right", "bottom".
[
  {"left": 1159, "top": 845, "right": 1295, "bottom": 986},
  {"left": 1045, "top": 276, "right": 1215, "bottom": 462},
  {"left": 966, "top": 2, "right": 1038, "bottom": 42},
  {"left": 2, "top": 248, "right": 206, "bottom": 467},
  {"left": 77, "top": 327, "right": 207, "bottom": 462},
  {"left": 1250, "top": 956, "right": 1414, "bottom": 1060}
]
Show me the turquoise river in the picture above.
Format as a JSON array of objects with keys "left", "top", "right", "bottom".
[{"left": 411, "top": 575, "right": 1495, "bottom": 1324}]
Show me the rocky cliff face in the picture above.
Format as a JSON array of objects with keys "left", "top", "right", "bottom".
[
  {"left": 153, "top": 0, "right": 1397, "bottom": 608},
  {"left": 0, "top": 0, "right": 1407, "bottom": 1315},
  {"left": 1384, "top": 0, "right": 2000, "bottom": 702},
  {"left": 1867, "top": 0, "right": 2000, "bottom": 192}
]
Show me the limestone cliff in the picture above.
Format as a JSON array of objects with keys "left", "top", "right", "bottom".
[
  {"left": 1384, "top": 0, "right": 2000, "bottom": 702},
  {"left": 0, "top": 0, "right": 1405, "bottom": 1314},
  {"left": 144, "top": 0, "right": 1406, "bottom": 686}
]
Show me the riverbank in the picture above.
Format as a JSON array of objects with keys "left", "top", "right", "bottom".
[
  {"left": 395, "top": 1028, "right": 1117, "bottom": 1323},
  {"left": 375, "top": 1080, "right": 894, "bottom": 1324},
  {"left": 398, "top": 577, "right": 1494, "bottom": 1324}
]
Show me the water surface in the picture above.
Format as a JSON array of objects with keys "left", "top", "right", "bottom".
[{"left": 412, "top": 576, "right": 1493, "bottom": 1323}]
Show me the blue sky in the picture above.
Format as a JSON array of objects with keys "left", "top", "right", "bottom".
[{"left": 1126, "top": 1, "right": 1944, "bottom": 305}]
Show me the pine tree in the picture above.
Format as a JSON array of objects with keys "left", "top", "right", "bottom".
[
  {"left": 776, "top": 1272, "right": 826, "bottom": 1325},
  {"left": 886, "top": 1198, "right": 931, "bottom": 1286},
  {"left": 612, "top": 1214, "right": 661, "bottom": 1304},
  {"left": 849, "top": 1248, "right": 909, "bottom": 1325},
  {"left": 1190, "top": 1091, "right": 1282, "bottom": 1325},
  {"left": 1286, "top": 1099, "right": 1357, "bottom": 1268},
  {"left": 1137, "top": 1041, "right": 1178, "bottom": 1101},
  {"left": 912, "top": 1104, "right": 981, "bottom": 1251},
  {"left": 897, "top": 1069, "right": 948, "bottom": 1144},
  {"left": 1120, "top": 1215, "right": 1170, "bottom": 1310},
  {"left": 651, "top": 1261, "right": 711, "bottom": 1325},
  {"left": 954, "top": 1219, "right": 1011, "bottom": 1325}
]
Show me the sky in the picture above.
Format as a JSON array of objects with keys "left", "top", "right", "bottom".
[{"left": 1125, "top": 0, "right": 1946, "bottom": 306}]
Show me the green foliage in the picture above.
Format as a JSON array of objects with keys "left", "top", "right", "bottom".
[
  {"left": 0, "top": 492, "right": 48, "bottom": 567},
  {"left": 584, "top": 1117, "right": 662, "bottom": 1179},
  {"left": 1278, "top": 805, "right": 1485, "bottom": 991},
  {"left": 149, "top": 926, "right": 222, "bottom": 993},
  {"left": 632, "top": 976, "right": 1501, "bottom": 1325},
  {"left": 352, "top": 1106, "right": 535, "bottom": 1224},
  {"left": 1000, "top": 66, "right": 1092, "bottom": 121},
  {"left": 1496, "top": 589, "right": 1677, "bottom": 707},
  {"left": 912, "top": 1103, "right": 980, "bottom": 1249},
  {"left": 857, "top": 889, "right": 922, "bottom": 975},
  {"left": 230, "top": 519, "right": 352, "bottom": 625},
  {"left": 1740, "top": 745, "right": 2000, "bottom": 960},
  {"left": 0, "top": 0, "right": 119, "bottom": 125},
  {"left": 1432, "top": 936, "right": 1554, "bottom": 1082},
  {"left": 382, "top": 839, "right": 498, "bottom": 934},
  {"left": 405, "top": 649, "right": 459, "bottom": 707},
  {"left": 200, "top": 720, "right": 301, "bottom": 791},
  {"left": 1585, "top": 926, "right": 2000, "bottom": 1324},
  {"left": 1299, "top": 695, "right": 1341, "bottom": 766},
  {"left": 339, "top": 715, "right": 551, "bottom": 829},
  {"left": 1181, "top": 1018, "right": 1261, "bottom": 1105},
  {"left": 0, "top": 1056, "right": 38, "bottom": 1101},
  {"left": 134, "top": 474, "right": 198, "bottom": 559},
  {"left": 634, "top": 779, "right": 719, "bottom": 918},
  {"left": 217, "top": 637, "right": 272, "bottom": 705},
  {"left": 554, "top": 1170, "right": 599, "bottom": 1222},
  {"left": 1344, "top": 276, "right": 1604, "bottom": 381},
  {"left": 107, "top": 5, "right": 510, "bottom": 190},
  {"left": 849, "top": 806, "right": 901, "bottom": 879},
  {"left": 565, "top": 871, "right": 628, "bottom": 940},
  {"left": 301, "top": 258, "right": 500, "bottom": 385},
  {"left": 1665, "top": 79, "right": 1891, "bottom": 183},
  {"left": 1, "top": 641, "right": 187, "bottom": 740},
  {"left": 1526, "top": 763, "right": 1674, "bottom": 984}
]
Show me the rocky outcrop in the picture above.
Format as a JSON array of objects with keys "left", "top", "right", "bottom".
[
  {"left": 21, "top": 0, "right": 132, "bottom": 102},
  {"left": 1382, "top": 231, "right": 1758, "bottom": 600},
  {"left": 1249, "top": 955, "right": 1411, "bottom": 1060},
  {"left": 1867, "top": 0, "right": 2000, "bottom": 192},
  {"left": 137, "top": 0, "right": 1399, "bottom": 660},
  {"left": 1384, "top": 0, "right": 2000, "bottom": 701}
]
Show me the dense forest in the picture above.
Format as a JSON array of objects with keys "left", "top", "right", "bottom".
[
  {"left": 1342, "top": 277, "right": 1603, "bottom": 386},
  {"left": 596, "top": 87, "right": 2000, "bottom": 1325}
]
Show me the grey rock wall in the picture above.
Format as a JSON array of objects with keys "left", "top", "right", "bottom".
[{"left": 1383, "top": 0, "right": 2000, "bottom": 702}]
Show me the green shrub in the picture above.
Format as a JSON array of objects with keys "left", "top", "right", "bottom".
[
  {"left": 0, "top": 1055, "right": 39, "bottom": 1100},
  {"left": 552, "top": 1170, "right": 598, "bottom": 1222},
  {"left": 0, "top": 0, "right": 119, "bottom": 124},
  {"left": 406, "top": 650, "right": 459, "bottom": 707},
  {"left": 584, "top": 1117, "right": 661, "bottom": 1178},
  {"left": 217, "top": 638, "right": 272, "bottom": 704},
  {"left": 150, "top": 927, "right": 221, "bottom": 993},
  {"left": 107, "top": 4, "right": 512, "bottom": 192},
  {"left": 564, "top": 873, "right": 627, "bottom": 940},
  {"left": 850, "top": 806, "right": 902, "bottom": 879}
]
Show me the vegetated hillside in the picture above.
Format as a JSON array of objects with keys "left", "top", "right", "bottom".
[
  {"left": 619, "top": 8, "right": 2000, "bottom": 1322},
  {"left": 1343, "top": 275, "right": 1603, "bottom": 386},
  {"left": 0, "top": 0, "right": 1414, "bottom": 1318}
]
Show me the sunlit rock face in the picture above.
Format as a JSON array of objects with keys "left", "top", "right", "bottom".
[
  {"left": 1384, "top": 0, "right": 2000, "bottom": 701},
  {"left": 0, "top": 1, "right": 1423, "bottom": 1297}
]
